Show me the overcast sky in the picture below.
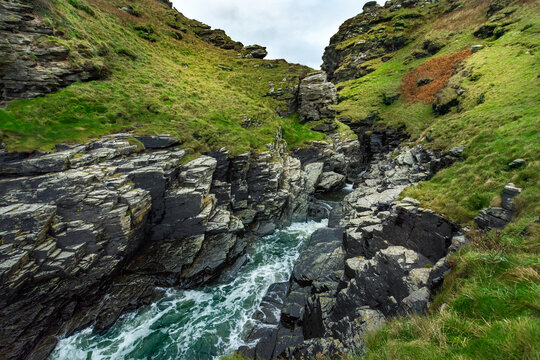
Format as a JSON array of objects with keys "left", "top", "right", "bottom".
[{"left": 171, "top": 1, "right": 382, "bottom": 69}]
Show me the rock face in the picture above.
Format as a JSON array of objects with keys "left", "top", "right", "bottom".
[
  {"left": 0, "top": 133, "right": 356, "bottom": 360},
  {"left": 291, "top": 139, "right": 364, "bottom": 178},
  {"left": 297, "top": 72, "right": 337, "bottom": 123},
  {"left": 0, "top": 0, "right": 103, "bottom": 105},
  {"left": 321, "top": 1, "right": 420, "bottom": 83},
  {"left": 475, "top": 183, "right": 522, "bottom": 230},
  {"left": 240, "top": 143, "right": 465, "bottom": 358}
]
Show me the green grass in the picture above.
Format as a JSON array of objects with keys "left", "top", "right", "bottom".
[
  {"left": 335, "top": 0, "right": 540, "bottom": 225},
  {"left": 0, "top": 0, "right": 321, "bottom": 154},
  {"left": 331, "top": 1, "right": 540, "bottom": 358}
]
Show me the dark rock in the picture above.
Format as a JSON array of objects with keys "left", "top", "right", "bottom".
[
  {"left": 475, "top": 207, "right": 513, "bottom": 229},
  {"left": 508, "top": 158, "right": 525, "bottom": 169},
  {"left": 134, "top": 135, "right": 180, "bottom": 149},
  {"left": 0, "top": 1, "right": 103, "bottom": 104},
  {"left": 292, "top": 227, "right": 344, "bottom": 288},
  {"left": 0, "top": 131, "right": 334, "bottom": 359},
  {"left": 317, "top": 172, "right": 346, "bottom": 192},
  {"left": 417, "top": 77, "right": 433, "bottom": 87},
  {"left": 433, "top": 87, "right": 459, "bottom": 115},
  {"left": 474, "top": 24, "right": 497, "bottom": 38}
]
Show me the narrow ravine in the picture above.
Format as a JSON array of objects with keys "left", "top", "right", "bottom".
[{"left": 50, "top": 220, "right": 329, "bottom": 360}]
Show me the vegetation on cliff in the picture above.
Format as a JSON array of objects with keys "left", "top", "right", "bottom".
[
  {"left": 0, "top": 0, "right": 324, "bottom": 153},
  {"left": 324, "top": 0, "right": 539, "bottom": 358}
]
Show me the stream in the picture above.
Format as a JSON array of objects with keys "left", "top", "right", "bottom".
[
  {"left": 50, "top": 220, "right": 329, "bottom": 360},
  {"left": 50, "top": 184, "right": 354, "bottom": 360}
]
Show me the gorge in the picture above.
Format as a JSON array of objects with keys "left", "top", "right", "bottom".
[{"left": 0, "top": 0, "right": 538, "bottom": 359}]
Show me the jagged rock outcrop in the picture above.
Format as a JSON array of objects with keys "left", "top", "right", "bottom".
[
  {"left": 292, "top": 139, "right": 364, "bottom": 179},
  {"left": 0, "top": 132, "right": 358, "bottom": 359},
  {"left": 297, "top": 72, "right": 337, "bottom": 124},
  {"left": 241, "top": 45, "right": 268, "bottom": 59},
  {"left": 321, "top": 1, "right": 424, "bottom": 83},
  {"left": 0, "top": 0, "right": 103, "bottom": 105},
  {"left": 240, "top": 143, "right": 466, "bottom": 358},
  {"left": 189, "top": 21, "right": 243, "bottom": 51}
]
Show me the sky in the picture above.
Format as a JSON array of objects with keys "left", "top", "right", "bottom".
[{"left": 171, "top": 1, "right": 383, "bottom": 69}]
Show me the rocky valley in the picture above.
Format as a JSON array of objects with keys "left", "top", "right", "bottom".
[{"left": 0, "top": 0, "right": 538, "bottom": 359}]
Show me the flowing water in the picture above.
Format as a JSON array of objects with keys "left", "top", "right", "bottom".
[{"left": 50, "top": 219, "right": 329, "bottom": 360}]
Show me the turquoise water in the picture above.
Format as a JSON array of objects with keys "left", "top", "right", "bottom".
[{"left": 51, "top": 219, "right": 328, "bottom": 360}]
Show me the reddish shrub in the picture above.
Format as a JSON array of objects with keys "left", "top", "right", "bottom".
[{"left": 401, "top": 49, "right": 472, "bottom": 104}]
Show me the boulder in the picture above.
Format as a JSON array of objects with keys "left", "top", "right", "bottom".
[
  {"left": 242, "top": 45, "right": 268, "bottom": 59},
  {"left": 475, "top": 207, "right": 513, "bottom": 229},
  {"left": 304, "top": 162, "right": 324, "bottom": 193},
  {"left": 317, "top": 171, "right": 346, "bottom": 192},
  {"left": 401, "top": 286, "right": 431, "bottom": 314}
]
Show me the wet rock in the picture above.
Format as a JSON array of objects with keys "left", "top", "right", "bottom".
[
  {"left": 0, "top": 131, "right": 339, "bottom": 359},
  {"left": 292, "top": 228, "right": 344, "bottom": 288},
  {"left": 317, "top": 172, "right": 346, "bottom": 192}
]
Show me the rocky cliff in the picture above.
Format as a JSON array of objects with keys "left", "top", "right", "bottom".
[
  {"left": 0, "top": 131, "right": 361, "bottom": 359},
  {"left": 239, "top": 139, "right": 472, "bottom": 358}
]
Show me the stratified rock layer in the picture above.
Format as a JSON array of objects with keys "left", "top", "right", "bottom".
[{"left": 0, "top": 133, "right": 360, "bottom": 360}]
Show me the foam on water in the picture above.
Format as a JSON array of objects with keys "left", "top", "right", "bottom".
[{"left": 51, "top": 219, "right": 328, "bottom": 360}]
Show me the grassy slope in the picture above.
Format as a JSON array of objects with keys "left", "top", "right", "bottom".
[
  {"left": 332, "top": 1, "right": 539, "bottom": 359},
  {"left": 0, "top": 0, "right": 324, "bottom": 154}
]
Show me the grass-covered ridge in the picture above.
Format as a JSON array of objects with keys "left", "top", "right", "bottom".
[
  {"left": 330, "top": 0, "right": 539, "bottom": 358},
  {"left": 0, "top": 0, "right": 324, "bottom": 154}
]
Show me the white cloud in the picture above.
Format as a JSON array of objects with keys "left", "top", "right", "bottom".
[{"left": 172, "top": 0, "right": 382, "bottom": 69}]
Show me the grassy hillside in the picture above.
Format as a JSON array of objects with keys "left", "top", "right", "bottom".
[
  {"left": 329, "top": 0, "right": 539, "bottom": 358},
  {"left": 0, "top": 0, "right": 324, "bottom": 154}
]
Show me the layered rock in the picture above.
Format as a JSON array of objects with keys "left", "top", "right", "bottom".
[
  {"left": 0, "top": 133, "right": 356, "bottom": 359},
  {"left": 0, "top": 0, "right": 103, "bottom": 105},
  {"left": 240, "top": 143, "right": 466, "bottom": 358},
  {"left": 297, "top": 72, "right": 337, "bottom": 124}
]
